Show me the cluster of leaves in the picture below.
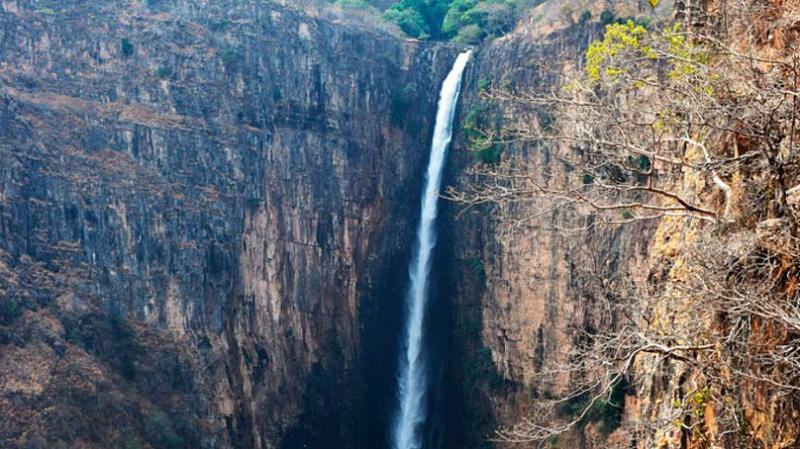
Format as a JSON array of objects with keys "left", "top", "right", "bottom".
[
  {"left": 584, "top": 20, "right": 707, "bottom": 88},
  {"left": 0, "top": 299, "right": 22, "bottom": 325},
  {"left": 560, "top": 378, "right": 628, "bottom": 435},
  {"left": 441, "top": 0, "right": 529, "bottom": 44},
  {"left": 332, "top": 0, "right": 377, "bottom": 11},
  {"left": 384, "top": 0, "right": 540, "bottom": 42},
  {"left": 671, "top": 386, "right": 714, "bottom": 433},
  {"left": 121, "top": 38, "right": 135, "bottom": 58},
  {"left": 584, "top": 20, "right": 655, "bottom": 84},
  {"left": 463, "top": 102, "right": 505, "bottom": 164},
  {"left": 383, "top": 0, "right": 447, "bottom": 39}
]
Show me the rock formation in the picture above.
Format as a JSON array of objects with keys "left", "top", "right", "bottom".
[{"left": 0, "top": 1, "right": 455, "bottom": 447}]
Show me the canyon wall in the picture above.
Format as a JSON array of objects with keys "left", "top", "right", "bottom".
[
  {"left": 443, "top": 0, "right": 665, "bottom": 438},
  {"left": 0, "top": 1, "right": 455, "bottom": 448},
  {"left": 4, "top": 0, "right": 798, "bottom": 449},
  {"left": 444, "top": 1, "right": 800, "bottom": 448}
]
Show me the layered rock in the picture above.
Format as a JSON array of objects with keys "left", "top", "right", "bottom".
[
  {"left": 0, "top": 1, "right": 455, "bottom": 448},
  {"left": 444, "top": 1, "right": 800, "bottom": 448},
  {"left": 440, "top": 1, "right": 671, "bottom": 447}
]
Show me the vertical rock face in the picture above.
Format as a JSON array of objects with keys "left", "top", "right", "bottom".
[
  {"left": 0, "top": 1, "right": 454, "bottom": 448},
  {"left": 445, "top": 2, "right": 800, "bottom": 448},
  {"left": 440, "top": 2, "right": 666, "bottom": 447}
]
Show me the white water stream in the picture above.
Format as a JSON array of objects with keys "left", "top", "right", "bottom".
[{"left": 392, "top": 50, "right": 472, "bottom": 449}]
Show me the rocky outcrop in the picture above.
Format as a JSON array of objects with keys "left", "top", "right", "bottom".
[{"left": 0, "top": 1, "right": 455, "bottom": 448}]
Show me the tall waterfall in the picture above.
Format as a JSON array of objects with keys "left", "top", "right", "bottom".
[{"left": 392, "top": 50, "right": 472, "bottom": 449}]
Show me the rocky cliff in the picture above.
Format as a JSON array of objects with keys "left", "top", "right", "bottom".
[
  {"left": 440, "top": 0, "right": 657, "bottom": 440},
  {"left": 444, "top": 1, "right": 800, "bottom": 448},
  {"left": 5, "top": 0, "right": 798, "bottom": 448},
  {"left": 0, "top": 1, "right": 456, "bottom": 448}
]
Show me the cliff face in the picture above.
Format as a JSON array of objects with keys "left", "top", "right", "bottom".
[
  {"left": 443, "top": 0, "right": 642, "bottom": 410},
  {"left": 0, "top": 1, "right": 454, "bottom": 448},
  {"left": 441, "top": 1, "right": 675, "bottom": 447},
  {"left": 445, "top": 1, "right": 800, "bottom": 448}
]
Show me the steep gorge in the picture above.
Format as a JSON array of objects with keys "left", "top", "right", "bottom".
[{"left": 3, "top": 0, "right": 799, "bottom": 449}]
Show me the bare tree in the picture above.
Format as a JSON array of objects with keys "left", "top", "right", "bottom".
[{"left": 449, "top": 2, "right": 800, "bottom": 447}]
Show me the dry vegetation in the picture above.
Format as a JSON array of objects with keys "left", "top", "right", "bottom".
[{"left": 449, "top": 1, "right": 800, "bottom": 447}]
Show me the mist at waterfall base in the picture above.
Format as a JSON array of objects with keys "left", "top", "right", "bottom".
[{"left": 392, "top": 50, "right": 472, "bottom": 449}]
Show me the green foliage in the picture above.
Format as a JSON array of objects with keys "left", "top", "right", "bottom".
[
  {"left": 584, "top": 20, "right": 708, "bottom": 91},
  {"left": 638, "top": 155, "right": 651, "bottom": 171},
  {"left": 466, "top": 257, "right": 485, "bottom": 278},
  {"left": 0, "top": 299, "right": 22, "bottom": 325},
  {"left": 560, "top": 378, "right": 627, "bottom": 435},
  {"left": 476, "top": 143, "right": 504, "bottom": 164},
  {"left": 121, "top": 38, "right": 135, "bottom": 58},
  {"left": 144, "top": 410, "right": 184, "bottom": 449},
  {"left": 662, "top": 23, "right": 708, "bottom": 80},
  {"left": 220, "top": 46, "right": 240, "bottom": 71},
  {"left": 383, "top": 0, "right": 442, "bottom": 38},
  {"left": 585, "top": 20, "right": 655, "bottom": 84},
  {"left": 693, "top": 386, "right": 712, "bottom": 407},
  {"left": 385, "top": 0, "right": 537, "bottom": 41},
  {"left": 578, "top": 10, "right": 592, "bottom": 25},
  {"left": 463, "top": 102, "right": 505, "bottom": 164},
  {"left": 390, "top": 82, "right": 418, "bottom": 126},
  {"left": 441, "top": 0, "right": 477, "bottom": 35},
  {"left": 452, "top": 24, "right": 483, "bottom": 44},
  {"left": 154, "top": 65, "right": 172, "bottom": 79},
  {"left": 444, "top": 0, "right": 520, "bottom": 42},
  {"left": 478, "top": 77, "right": 491, "bottom": 92},
  {"left": 334, "top": 0, "right": 374, "bottom": 9},
  {"left": 599, "top": 10, "right": 615, "bottom": 26}
]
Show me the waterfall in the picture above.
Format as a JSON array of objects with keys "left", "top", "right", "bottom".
[{"left": 392, "top": 50, "right": 472, "bottom": 449}]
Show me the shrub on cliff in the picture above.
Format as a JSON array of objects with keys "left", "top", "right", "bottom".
[
  {"left": 220, "top": 46, "right": 240, "bottom": 71},
  {"left": 334, "top": 0, "right": 377, "bottom": 10},
  {"left": 442, "top": 0, "right": 517, "bottom": 42},
  {"left": 462, "top": 102, "right": 505, "bottom": 164},
  {"left": 390, "top": 82, "right": 418, "bottom": 127},
  {"left": 144, "top": 411, "right": 184, "bottom": 449},
  {"left": 0, "top": 299, "right": 22, "bottom": 325},
  {"left": 120, "top": 38, "right": 134, "bottom": 58}
]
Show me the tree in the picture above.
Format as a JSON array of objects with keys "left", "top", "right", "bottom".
[{"left": 448, "top": 3, "right": 800, "bottom": 446}]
